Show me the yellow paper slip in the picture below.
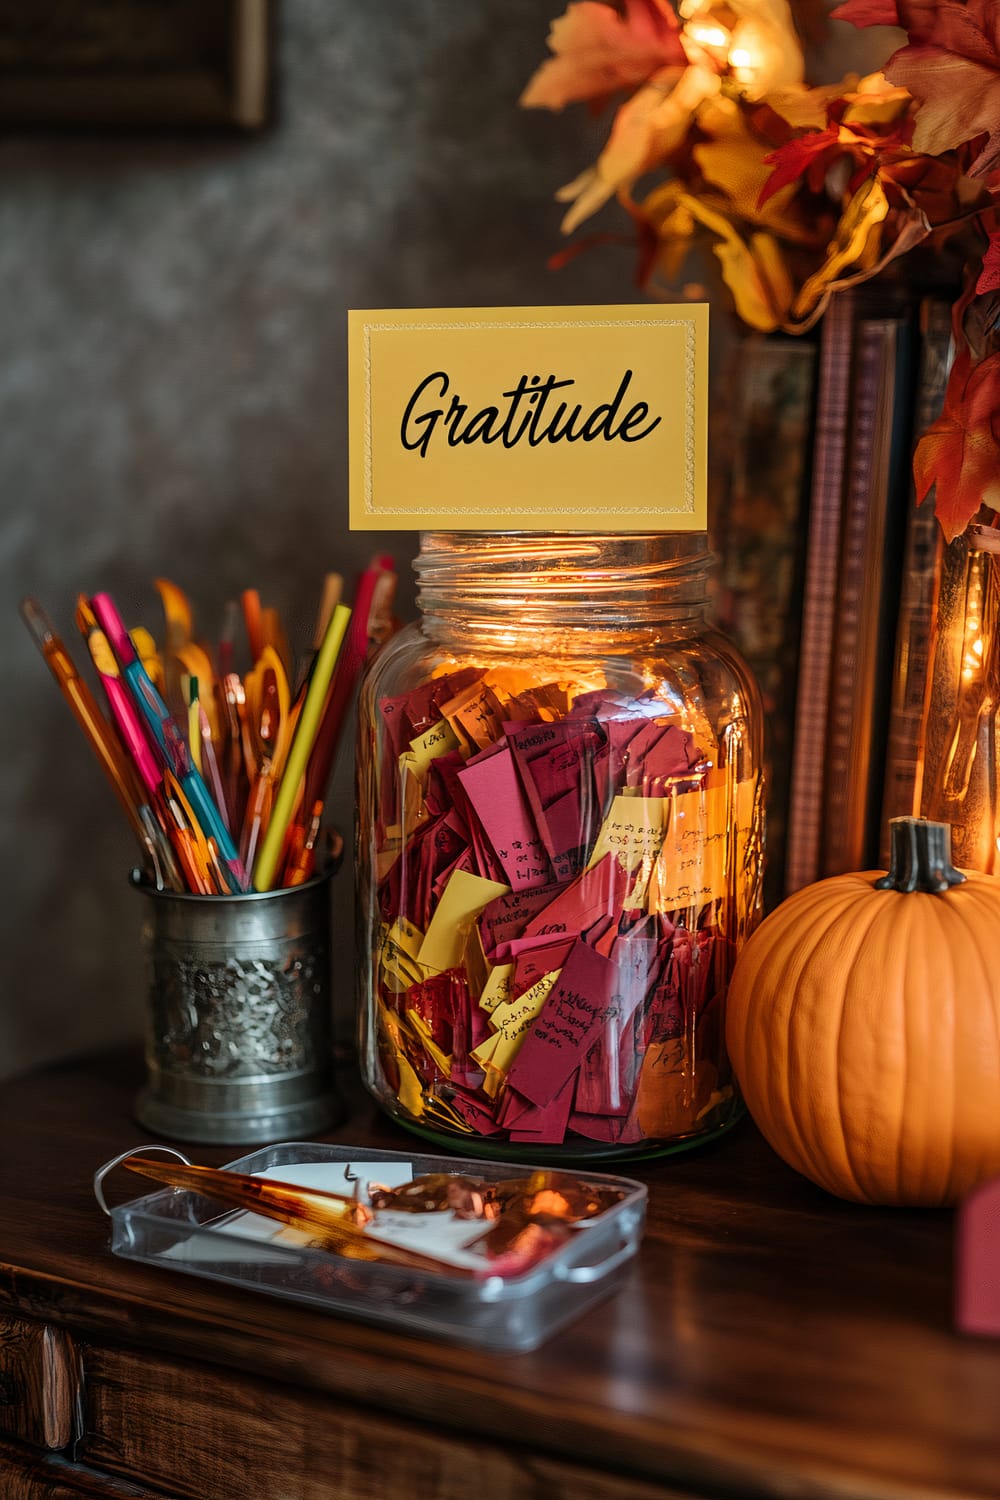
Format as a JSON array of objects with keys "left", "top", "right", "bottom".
[
  {"left": 478, "top": 961, "right": 514, "bottom": 1015},
  {"left": 586, "top": 794, "right": 666, "bottom": 904},
  {"left": 417, "top": 869, "right": 510, "bottom": 973},
  {"left": 379, "top": 918, "right": 429, "bottom": 992},
  {"left": 470, "top": 969, "right": 560, "bottom": 1075},
  {"left": 406, "top": 718, "right": 461, "bottom": 777}
]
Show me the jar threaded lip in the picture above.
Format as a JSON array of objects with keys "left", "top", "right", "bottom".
[{"left": 414, "top": 532, "right": 713, "bottom": 647}]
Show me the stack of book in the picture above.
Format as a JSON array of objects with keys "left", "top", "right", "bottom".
[{"left": 712, "top": 288, "right": 954, "bottom": 901}]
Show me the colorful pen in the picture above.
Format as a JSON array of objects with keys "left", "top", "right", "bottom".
[
  {"left": 20, "top": 597, "right": 184, "bottom": 890},
  {"left": 252, "top": 603, "right": 351, "bottom": 891},
  {"left": 90, "top": 593, "right": 251, "bottom": 893}
]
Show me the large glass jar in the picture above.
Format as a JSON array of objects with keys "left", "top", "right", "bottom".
[{"left": 356, "top": 532, "right": 764, "bottom": 1160}]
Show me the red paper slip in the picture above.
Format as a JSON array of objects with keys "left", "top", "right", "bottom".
[{"left": 505, "top": 940, "right": 620, "bottom": 1108}]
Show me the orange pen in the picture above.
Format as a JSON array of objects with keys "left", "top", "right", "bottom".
[
  {"left": 20, "top": 597, "right": 183, "bottom": 892},
  {"left": 21, "top": 597, "right": 149, "bottom": 847}
]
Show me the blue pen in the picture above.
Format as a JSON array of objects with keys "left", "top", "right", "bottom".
[{"left": 90, "top": 593, "right": 252, "bottom": 893}]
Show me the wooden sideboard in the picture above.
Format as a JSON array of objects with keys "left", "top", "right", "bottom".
[{"left": 1, "top": 1045, "right": 999, "bottom": 1500}]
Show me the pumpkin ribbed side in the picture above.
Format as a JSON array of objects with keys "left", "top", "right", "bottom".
[{"left": 725, "top": 869, "right": 1000, "bottom": 1206}]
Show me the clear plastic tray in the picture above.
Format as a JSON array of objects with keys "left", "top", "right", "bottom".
[{"left": 101, "top": 1141, "right": 647, "bottom": 1352}]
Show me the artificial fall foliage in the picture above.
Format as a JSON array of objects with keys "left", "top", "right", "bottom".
[{"left": 523, "top": 0, "right": 1000, "bottom": 540}]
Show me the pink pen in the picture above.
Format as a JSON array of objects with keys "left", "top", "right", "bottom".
[{"left": 76, "top": 598, "right": 162, "bottom": 798}]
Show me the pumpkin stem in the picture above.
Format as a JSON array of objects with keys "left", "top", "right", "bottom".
[{"left": 874, "top": 817, "right": 967, "bottom": 894}]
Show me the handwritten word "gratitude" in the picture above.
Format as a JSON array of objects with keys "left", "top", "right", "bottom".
[{"left": 400, "top": 370, "right": 661, "bottom": 459}]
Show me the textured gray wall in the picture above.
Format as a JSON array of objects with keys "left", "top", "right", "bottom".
[
  {"left": 2, "top": 4, "right": 890, "bottom": 1081},
  {"left": 1, "top": 0, "right": 639, "bottom": 1079}
]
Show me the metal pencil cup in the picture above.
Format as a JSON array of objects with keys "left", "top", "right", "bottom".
[{"left": 132, "top": 871, "right": 341, "bottom": 1145}]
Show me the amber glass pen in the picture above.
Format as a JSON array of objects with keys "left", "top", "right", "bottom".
[{"left": 122, "top": 1156, "right": 466, "bottom": 1273}]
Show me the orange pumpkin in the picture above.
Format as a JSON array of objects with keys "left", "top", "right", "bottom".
[{"left": 725, "top": 818, "right": 1000, "bottom": 1206}]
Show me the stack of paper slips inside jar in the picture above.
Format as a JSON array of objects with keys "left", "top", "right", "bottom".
[{"left": 373, "top": 664, "right": 758, "bottom": 1147}]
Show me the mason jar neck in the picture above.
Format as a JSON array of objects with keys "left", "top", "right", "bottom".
[{"left": 414, "top": 531, "right": 713, "bottom": 655}]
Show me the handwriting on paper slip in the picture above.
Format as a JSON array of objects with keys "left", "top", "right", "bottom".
[
  {"left": 406, "top": 718, "right": 461, "bottom": 776},
  {"left": 458, "top": 748, "right": 554, "bottom": 892},
  {"left": 505, "top": 942, "right": 620, "bottom": 1106},
  {"left": 471, "top": 969, "right": 561, "bottom": 1074},
  {"left": 586, "top": 794, "right": 666, "bottom": 902},
  {"left": 478, "top": 961, "right": 514, "bottom": 1014}
]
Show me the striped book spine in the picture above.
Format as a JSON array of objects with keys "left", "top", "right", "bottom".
[{"left": 783, "top": 291, "right": 856, "bottom": 894}]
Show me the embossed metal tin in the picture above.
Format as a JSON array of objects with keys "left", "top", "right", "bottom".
[{"left": 132, "top": 871, "right": 341, "bottom": 1144}]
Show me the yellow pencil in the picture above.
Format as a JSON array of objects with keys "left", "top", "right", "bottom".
[
  {"left": 253, "top": 603, "right": 351, "bottom": 891},
  {"left": 187, "top": 675, "right": 202, "bottom": 773}
]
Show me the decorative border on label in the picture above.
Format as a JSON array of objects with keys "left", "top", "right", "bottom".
[{"left": 361, "top": 318, "right": 697, "bottom": 518}]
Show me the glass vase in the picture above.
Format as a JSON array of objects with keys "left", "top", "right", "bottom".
[{"left": 920, "top": 522, "right": 1000, "bottom": 871}]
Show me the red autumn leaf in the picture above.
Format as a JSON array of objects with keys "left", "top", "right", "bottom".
[
  {"left": 914, "top": 346, "right": 1000, "bottom": 540},
  {"left": 759, "top": 128, "right": 844, "bottom": 204},
  {"left": 881, "top": 2, "right": 1000, "bottom": 176},
  {"left": 830, "top": 0, "right": 901, "bottom": 25},
  {"left": 977, "top": 231, "right": 1000, "bottom": 294},
  {"left": 521, "top": 0, "right": 684, "bottom": 111}
]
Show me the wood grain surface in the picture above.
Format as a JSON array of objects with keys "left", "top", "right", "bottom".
[
  {"left": 0, "top": 1316, "right": 80, "bottom": 1450},
  {"left": 0, "top": 1046, "right": 999, "bottom": 1500}
]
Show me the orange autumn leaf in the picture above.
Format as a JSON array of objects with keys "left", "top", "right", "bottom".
[
  {"left": 521, "top": 0, "right": 684, "bottom": 110},
  {"left": 914, "top": 347, "right": 1000, "bottom": 540}
]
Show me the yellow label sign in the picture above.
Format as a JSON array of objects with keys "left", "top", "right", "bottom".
[{"left": 349, "top": 304, "right": 708, "bottom": 531}]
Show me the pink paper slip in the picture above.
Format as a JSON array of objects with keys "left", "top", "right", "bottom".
[{"left": 506, "top": 940, "right": 620, "bottom": 1108}]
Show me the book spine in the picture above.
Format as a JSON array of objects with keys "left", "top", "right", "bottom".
[
  {"left": 877, "top": 299, "right": 954, "bottom": 864},
  {"left": 783, "top": 291, "right": 856, "bottom": 894},
  {"left": 821, "top": 316, "right": 917, "bottom": 876},
  {"left": 709, "top": 336, "right": 817, "bottom": 910},
  {"left": 820, "top": 318, "right": 904, "bottom": 876}
]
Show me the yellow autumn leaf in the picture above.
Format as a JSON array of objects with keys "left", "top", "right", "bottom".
[
  {"left": 726, "top": 0, "right": 803, "bottom": 98},
  {"left": 557, "top": 62, "right": 718, "bottom": 233},
  {"left": 641, "top": 179, "right": 699, "bottom": 282},
  {"left": 841, "top": 71, "right": 912, "bottom": 128},
  {"left": 693, "top": 96, "right": 821, "bottom": 245},
  {"left": 675, "top": 191, "right": 795, "bottom": 329},
  {"left": 765, "top": 75, "right": 860, "bottom": 131},
  {"left": 791, "top": 176, "right": 889, "bottom": 319}
]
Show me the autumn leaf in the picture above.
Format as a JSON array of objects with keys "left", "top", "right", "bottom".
[
  {"left": 556, "top": 63, "right": 719, "bottom": 232},
  {"left": 878, "top": 1, "right": 1000, "bottom": 177},
  {"left": 694, "top": 97, "right": 823, "bottom": 244},
  {"left": 766, "top": 77, "right": 862, "bottom": 132},
  {"left": 830, "top": 0, "right": 901, "bottom": 26},
  {"left": 792, "top": 176, "right": 889, "bottom": 317},
  {"left": 521, "top": 0, "right": 684, "bottom": 110},
  {"left": 914, "top": 347, "right": 1000, "bottom": 539},
  {"left": 977, "top": 230, "right": 1000, "bottom": 295},
  {"left": 673, "top": 192, "right": 796, "bottom": 328}
]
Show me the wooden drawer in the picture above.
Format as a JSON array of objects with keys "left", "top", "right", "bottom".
[
  {"left": 80, "top": 1343, "right": 702, "bottom": 1500},
  {"left": 0, "top": 1316, "right": 81, "bottom": 1451}
]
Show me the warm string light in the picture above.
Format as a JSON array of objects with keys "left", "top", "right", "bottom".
[{"left": 680, "top": 12, "right": 765, "bottom": 87}]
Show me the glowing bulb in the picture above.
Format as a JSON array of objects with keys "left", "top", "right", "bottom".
[{"left": 686, "top": 22, "right": 729, "bottom": 48}]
